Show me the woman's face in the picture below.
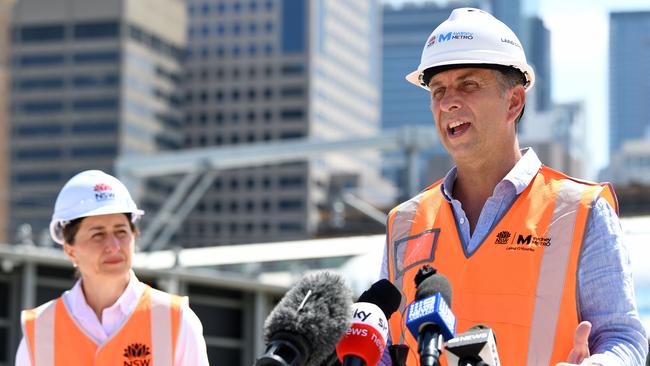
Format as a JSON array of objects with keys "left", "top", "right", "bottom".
[{"left": 63, "top": 213, "right": 135, "bottom": 281}]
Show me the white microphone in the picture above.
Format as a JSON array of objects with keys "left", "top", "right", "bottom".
[{"left": 444, "top": 325, "right": 500, "bottom": 366}]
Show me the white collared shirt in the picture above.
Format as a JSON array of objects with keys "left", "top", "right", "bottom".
[{"left": 15, "top": 271, "right": 209, "bottom": 365}]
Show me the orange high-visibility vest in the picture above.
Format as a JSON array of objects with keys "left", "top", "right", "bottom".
[
  {"left": 386, "top": 166, "right": 618, "bottom": 366},
  {"left": 21, "top": 285, "right": 184, "bottom": 366}
]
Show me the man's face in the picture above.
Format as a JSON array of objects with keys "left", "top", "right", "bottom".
[{"left": 428, "top": 68, "right": 523, "bottom": 163}]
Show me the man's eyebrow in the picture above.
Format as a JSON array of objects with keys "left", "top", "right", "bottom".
[{"left": 429, "top": 70, "right": 486, "bottom": 88}]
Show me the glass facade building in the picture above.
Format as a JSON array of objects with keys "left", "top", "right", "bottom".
[
  {"left": 182, "top": 0, "right": 382, "bottom": 246},
  {"left": 9, "top": 0, "right": 186, "bottom": 243},
  {"left": 609, "top": 11, "right": 650, "bottom": 158}
]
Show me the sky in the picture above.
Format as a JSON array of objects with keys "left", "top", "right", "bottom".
[{"left": 383, "top": 0, "right": 650, "bottom": 179}]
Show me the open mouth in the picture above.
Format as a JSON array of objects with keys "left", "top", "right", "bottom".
[{"left": 447, "top": 121, "right": 471, "bottom": 136}]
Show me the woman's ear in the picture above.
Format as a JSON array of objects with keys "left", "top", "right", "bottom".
[{"left": 63, "top": 243, "right": 77, "bottom": 266}]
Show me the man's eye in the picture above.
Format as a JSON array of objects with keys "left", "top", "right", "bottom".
[
  {"left": 432, "top": 88, "right": 445, "bottom": 99},
  {"left": 462, "top": 81, "right": 479, "bottom": 90}
]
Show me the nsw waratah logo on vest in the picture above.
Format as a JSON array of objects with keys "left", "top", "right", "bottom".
[{"left": 123, "top": 343, "right": 151, "bottom": 365}]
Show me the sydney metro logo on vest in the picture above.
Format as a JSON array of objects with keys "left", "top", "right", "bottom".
[
  {"left": 494, "top": 231, "right": 551, "bottom": 252},
  {"left": 123, "top": 343, "right": 151, "bottom": 366}
]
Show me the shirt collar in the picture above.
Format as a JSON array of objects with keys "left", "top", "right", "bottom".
[
  {"left": 440, "top": 147, "right": 541, "bottom": 201},
  {"left": 67, "top": 270, "right": 145, "bottom": 317}
]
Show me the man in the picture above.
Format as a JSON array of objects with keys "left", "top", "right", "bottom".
[{"left": 380, "top": 8, "right": 647, "bottom": 366}]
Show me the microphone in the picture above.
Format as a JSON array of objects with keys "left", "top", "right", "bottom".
[
  {"left": 335, "top": 279, "right": 402, "bottom": 366},
  {"left": 405, "top": 265, "right": 456, "bottom": 366},
  {"left": 445, "top": 325, "right": 500, "bottom": 366},
  {"left": 255, "top": 271, "right": 353, "bottom": 366}
]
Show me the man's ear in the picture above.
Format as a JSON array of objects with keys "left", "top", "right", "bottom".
[{"left": 507, "top": 85, "right": 526, "bottom": 123}]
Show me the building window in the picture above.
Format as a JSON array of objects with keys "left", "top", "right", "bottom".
[
  {"left": 16, "top": 77, "right": 64, "bottom": 90},
  {"left": 281, "top": 64, "right": 305, "bottom": 75},
  {"left": 280, "top": 130, "right": 304, "bottom": 139},
  {"left": 281, "top": 87, "right": 304, "bottom": 98},
  {"left": 17, "top": 54, "right": 65, "bottom": 67},
  {"left": 71, "top": 121, "right": 118, "bottom": 134},
  {"left": 280, "top": 109, "right": 304, "bottom": 120},
  {"left": 14, "top": 124, "right": 63, "bottom": 137},
  {"left": 20, "top": 101, "right": 64, "bottom": 114},
  {"left": 13, "top": 172, "right": 62, "bottom": 183},
  {"left": 279, "top": 176, "right": 304, "bottom": 188},
  {"left": 73, "top": 21, "right": 119, "bottom": 39},
  {"left": 279, "top": 222, "right": 302, "bottom": 232},
  {"left": 281, "top": 0, "right": 305, "bottom": 53},
  {"left": 278, "top": 199, "right": 303, "bottom": 211},
  {"left": 13, "top": 148, "right": 63, "bottom": 160},
  {"left": 73, "top": 50, "right": 119, "bottom": 64},
  {"left": 72, "top": 98, "right": 118, "bottom": 111},
  {"left": 71, "top": 145, "right": 117, "bottom": 157},
  {"left": 19, "top": 24, "right": 65, "bottom": 42}
]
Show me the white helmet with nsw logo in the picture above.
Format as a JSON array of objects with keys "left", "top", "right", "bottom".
[
  {"left": 406, "top": 7, "right": 535, "bottom": 91},
  {"left": 49, "top": 170, "right": 144, "bottom": 245}
]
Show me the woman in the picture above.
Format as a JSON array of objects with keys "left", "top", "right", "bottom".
[{"left": 16, "top": 170, "right": 209, "bottom": 365}]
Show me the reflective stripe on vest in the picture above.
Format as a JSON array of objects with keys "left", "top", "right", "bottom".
[
  {"left": 22, "top": 285, "right": 183, "bottom": 366},
  {"left": 386, "top": 166, "right": 617, "bottom": 366}
]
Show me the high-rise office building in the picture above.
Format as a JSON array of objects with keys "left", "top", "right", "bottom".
[
  {"left": 182, "top": 0, "right": 382, "bottom": 246},
  {"left": 609, "top": 11, "right": 650, "bottom": 158},
  {"left": 0, "top": 0, "right": 15, "bottom": 242},
  {"left": 526, "top": 15, "right": 551, "bottom": 112},
  {"left": 9, "top": 0, "right": 186, "bottom": 243}
]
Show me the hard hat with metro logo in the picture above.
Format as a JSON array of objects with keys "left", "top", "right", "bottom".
[
  {"left": 406, "top": 7, "right": 535, "bottom": 91},
  {"left": 49, "top": 170, "right": 144, "bottom": 245}
]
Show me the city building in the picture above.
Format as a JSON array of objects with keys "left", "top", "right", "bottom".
[
  {"left": 182, "top": 0, "right": 384, "bottom": 246},
  {"left": 525, "top": 15, "right": 551, "bottom": 112},
  {"left": 9, "top": 0, "right": 186, "bottom": 243},
  {"left": 0, "top": 0, "right": 15, "bottom": 242},
  {"left": 609, "top": 11, "right": 650, "bottom": 159}
]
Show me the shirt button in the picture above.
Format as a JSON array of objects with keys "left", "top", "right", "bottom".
[{"left": 460, "top": 218, "right": 465, "bottom": 225}]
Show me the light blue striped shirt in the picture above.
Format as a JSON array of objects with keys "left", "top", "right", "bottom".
[{"left": 379, "top": 148, "right": 647, "bottom": 365}]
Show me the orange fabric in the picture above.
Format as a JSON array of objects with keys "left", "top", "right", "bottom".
[
  {"left": 22, "top": 285, "right": 183, "bottom": 365},
  {"left": 387, "top": 166, "right": 615, "bottom": 366}
]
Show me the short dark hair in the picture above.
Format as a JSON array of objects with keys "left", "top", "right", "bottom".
[{"left": 63, "top": 213, "right": 138, "bottom": 245}]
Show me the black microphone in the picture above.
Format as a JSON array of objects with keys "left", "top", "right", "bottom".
[
  {"left": 337, "top": 279, "right": 402, "bottom": 366},
  {"left": 445, "top": 324, "right": 500, "bottom": 366},
  {"left": 405, "top": 265, "right": 456, "bottom": 366},
  {"left": 255, "top": 271, "right": 353, "bottom": 366}
]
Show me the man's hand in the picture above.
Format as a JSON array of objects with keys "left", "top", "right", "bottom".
[{"left": 555, "top": 321, "right": 592, "bottom": 366}]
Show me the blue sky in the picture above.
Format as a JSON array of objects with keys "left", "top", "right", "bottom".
[{"left": 383, "top": 0, "right": 650, "bottom": 179}]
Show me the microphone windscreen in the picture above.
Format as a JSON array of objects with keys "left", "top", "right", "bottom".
[
  {"left": 263, "top": 271, "right": 353, "bottom": 366},
  {"left": 414, "top": 272, "right": 452, "bottom": 306},
  {"left": 357, "top": 279, "right": 402, "bottom": 319}
]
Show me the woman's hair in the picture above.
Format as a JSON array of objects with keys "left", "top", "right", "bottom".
[{"left": 63, "top": 213, "right": 138, "bottom": 245}]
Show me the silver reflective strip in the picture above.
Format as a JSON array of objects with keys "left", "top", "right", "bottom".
[
  {"left": 150, "top": 289, "right": 173, "bottom": 366},
  {"left": 526, "top": 180, "right": 587, "bottom": 366},
  {"left": 389, "top": 193, "right": 425, "bottom": 343},
  {"left": 34, "top": 301, "right": 56, "bottom": 366}
]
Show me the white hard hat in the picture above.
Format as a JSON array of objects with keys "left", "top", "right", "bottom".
[
  {"left": 49, "top": 170, "right": 144, "bottom": 245},
  {"left": 406, "top": 7, "right": 535, "bottom": 91}
]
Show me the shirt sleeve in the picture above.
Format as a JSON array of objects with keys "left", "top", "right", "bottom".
[
  {"left": 578, "top": 196, "right": 648, "bottom": 365},
  {"left": 174, "top": 297, "right": 210, "bottom": 366},
  {"left": 15, "top": 338, "right": 31, "bottom": 366}
]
